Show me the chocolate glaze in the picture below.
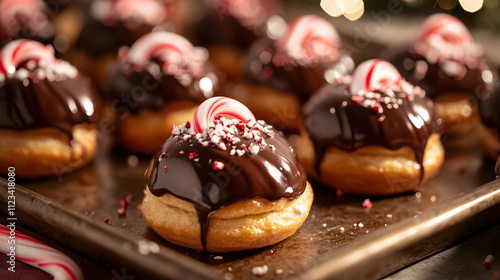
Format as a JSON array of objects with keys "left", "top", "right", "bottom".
[
  {"left": 75, "top": 18, "right": 153, "bottom": 57},
  {"left": 478, "top": 83, "right": 500, "bottom": 131},
  {"left": 389, "top": 48, "right": 494, "bottom": 99},
  {"left": 244, "top": 38, "right": 353, "bottom": 102},
  {"left": 108, "top": 61, "right": 218, "bottom": 113},
  {"left": 303, "top": 83, "right": 441, "bottom": 181},
  {"left": 145, "top": 126, "right": 306, "bottom": 250},
  {"left": 193, "top": 10, "right": 260, "bottom": 50},
  {"left": 0, "top": 76, "right": 101, "bottom": 136}
]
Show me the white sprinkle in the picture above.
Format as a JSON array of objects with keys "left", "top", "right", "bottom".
[
  {"left": 415, "top": 192, "right": 422, "bottom": 198},
  {"left": 340, "top": 227, "right": 345, "bottom": 232},
  {"left": 322, "top": 223, "right": 327, "bottom": 227},
  {"left": 214, "top": 256, "right": 223, "bottom": 260},
  {"left": 285, "top": 187, "right": 293, "bottom": 193},
  {"left": 250, "top": 144, "right": 260, "bottom": 155},
  {"left": 358, "top": 223, "right": 364, "bottom": 228},
  {"left": 386, "top": 214, "right": 393, "bottom": 219},
  {"left": 430, "top": 195, "right": 436, "bottom": 202},
  {"left": 329, "top": 107, "right": 336, "bottom": 114},
  {"left": 276, "top": 269, "right": 284, "bottom": 275},
  {"left": 252, "top": 265, "right": 268, "bottom": 277}
]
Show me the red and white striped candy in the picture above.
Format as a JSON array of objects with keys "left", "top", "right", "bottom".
[
  {"left": 122, "top": 31, "right": 206, "bottom": 79},
  {"left": 0, "top": 224, "right": 83, "bottom": 280},
  {"left": 0, "top": 39, "right": 56, "bottom": 77},
  {"left": 94, "top": 0, "right": 168, "bottom": 26},
  {"left": 350, "top": 59, "right": 402, "bottom": 94},
  {"left": 276, "top": 15, "right": 340, "bottom": 64},
  {"left": 191, "top": 97, "right": 255, "bottom": 133},
  {"left": 418, "top": 13, "right": 472, "bottom": 45},
  {"left": 0, "top": 0, "right": 49, "bottom": 38}
]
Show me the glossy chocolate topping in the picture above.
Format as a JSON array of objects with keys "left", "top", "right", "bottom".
[
  {"left": 108, "top": 61, "right": 218, "bottom": 113},
  {"left": 389, "top": 48, "right": 494, "bottom": 99},
  {"left": 145, "top": 119, "right": 306, "bottom": 249},
  {"left": 303, "top": 83, "right": 441, "bottom": 179},
  {"left": 0, "top": 75, "right": 101, "bottom": 136},
  {"left": 478, "top": 84, "right": 500, "bottom": 131},
  {"left": 75, "top": 19, "right": 152, "bottom": 57},
  {"left": 244, "top": 38, "right": 354, "bottom": 102}
]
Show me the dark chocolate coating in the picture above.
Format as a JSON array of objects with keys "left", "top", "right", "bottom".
[
  {"left": 303, "top": 83, "right": 441, "bottom": 179},
  {"left": 76, "top": 18, "right": 155, "bottom": 57},
  {"left": 244, "top": 38, "right": 353, "bottom": 102},
  {"left": 193, "top": 10, "right": 260, "bottom": 50},
  {"left": 145, "top": 127, "right": 306, "bottom": 249},
  {"left": 478, "top": 83, "right": 500, "bottom": 131},
  {"left": 0, "top": 76, "right": 101, "bottom": 136},
  {"left": 388, "top": 47, "right": 494, "bottom": 99},
  {"left": 108, "top": 61, "right": 217, "bottom": 113}
]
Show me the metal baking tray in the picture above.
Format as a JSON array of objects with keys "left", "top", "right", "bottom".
[{"left": 1, "top": 133, "right": 500, "bottom": 280}]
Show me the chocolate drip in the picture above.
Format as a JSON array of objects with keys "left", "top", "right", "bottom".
[
  {"left": 0, "top": 76, "right": 101, "bottom": 136},
  {"left": 244, "top": 39, "right": 353, "bottom": 102},
  {"left": 145, "top": 127, "right": 306, "bottom": 250},
  {"left": 389, "top": 48, "right": 494, "bottom": 99},
  {"left": 108, "top": 62, "right": 218, "bottom": 113},
  {"left": 303, "top": 84, "right": 441, "bottom": 181}
]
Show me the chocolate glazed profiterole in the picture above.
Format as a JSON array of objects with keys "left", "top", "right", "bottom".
[
  {"left": 297, "top": 59, "right": 444, "bottom": 195},
  {"left": 388, "top": 13, "right": 495, "bottom": 136},
  {"left": 108, "top": 31, "right": 220, "bottom": 155},
  {"left": 229, "top": 15, "right": 354, "bottom": 132},
  {"left": 0, "top": 40, "right": 101, "bottom": 178},
  {"left": 141, "top": 97, "right": 313, "bottom": 252}
]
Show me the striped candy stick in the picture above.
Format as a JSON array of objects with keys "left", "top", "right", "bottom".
[{"left": 0, "top": 224, "right": 83, "bottom": 280}]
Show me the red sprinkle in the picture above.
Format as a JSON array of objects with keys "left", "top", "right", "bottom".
[
  {"left": 362, "top": 198, "right": 373, "bottom": 209},
  {"left": 104, "top": 218, "right": 111, "bottom": 225},
  {"left": 189, "top": 152, "right": 198, "bottom": 159},
  {"left": 185, "top": 121, "right": 191, "bottom": 128},
  {"left": 484, "top": 255, "right": 494, "bottom": 270},
  {"left": 213, "top": 161, "right": 225, "bottom": 170},
  {"left": 163, "top": 166, "right": 167, "bottom": 173},
  {"left": 117, "top": 197, "right": 130, "bottom": 216}
]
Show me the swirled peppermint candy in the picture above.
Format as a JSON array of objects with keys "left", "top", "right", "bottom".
[
  {"left": 217, "top": 0, "right": 279, "bottom": 30},
  {"left": 0, "top": 0, "right": 52, "bottom": 41},
  {"left": 414, "top": 14, "right": 482, "bottom": 65},
  {"left": 0, "top": 40, "right": 78, "bottom": 83},
  {"left": 119, "top": 31, "right": 208, "bottom": 85},
  {"left": 91, "top": 0, "right": 172, "bottom": 27},
  {"left": 191, "top": 97, "right": 256, "bottom": 134},
  {"left": 276, "top": 15, "right": 341, "bottom": 66},
  {"left": 349, "top": 59, "right": 424, "bottom": 113}
]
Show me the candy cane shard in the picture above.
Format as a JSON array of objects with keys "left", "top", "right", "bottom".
[
  {"left": 191, "top": 97, "right": 256, "bottom": 133},
  {"left": 0, "top": 40, "right": 78, "bottom": 80},
  {"left": 350, "top": 59, "right": 403, "bottom": 95},
  {"left": 418, "top": 13, "right": 472, "bottom": 45},
  {"left": 121, "top": 31, "right": 207, "bottom": 82},
  {"left": 276, "top": 15, "right": 341, "bottom": 65},
  {"left": 414, "top": 13, "right": 481, "bottom": 64},
  {"left": 0, "top": 224, "right": 83, "bottom": 280},
  {"left": 0, "top": 40, "right": 55, "bottom": 76},
  {"left": 92, "top": 0, "right": 168, "bottom": 26}
]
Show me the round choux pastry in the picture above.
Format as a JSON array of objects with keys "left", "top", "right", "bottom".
[
  {"left": 141, "top": 97, "right": 313, "bottom": 252},
  {"left": 0, "top": 40, "right": 101, "bottom": 178},
  {"left": 296, "top": 59, "right": 444, "bottom": 195}
]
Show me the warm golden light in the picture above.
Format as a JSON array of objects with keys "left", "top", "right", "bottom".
[
  {"left": 459, "top": 0, "right": 484, "bottom": 12},
  {"left": 320, "top": 0, "right": 364, "bottom": 21}
]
